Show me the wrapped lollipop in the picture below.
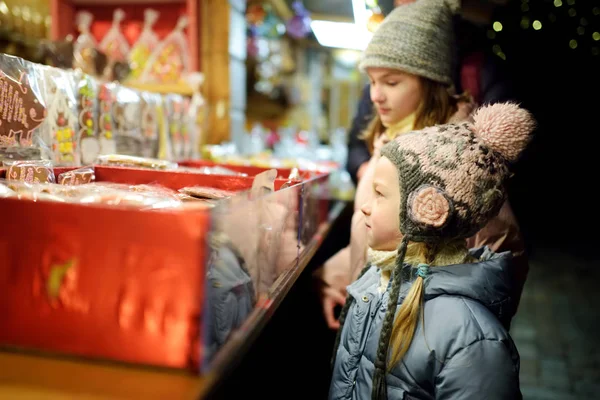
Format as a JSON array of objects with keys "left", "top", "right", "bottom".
[
  {"left": 73, "top": 11, "right": 97, "bottom": 75},
  {"left": 99, "top": 9, "right": 130, "bottom": 64},
  {"left": 128, "top": 8, "right": 160, "bottom": 80},
  {"left": 140, "top": 15, "right": 189, "bottom": 84},
  {"left": 185, "top": 72, "right": 207, "bottom": 159}
]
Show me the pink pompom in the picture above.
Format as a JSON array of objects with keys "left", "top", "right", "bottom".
[{"left": 472, "top": 103, "right": 536, "bottom": 162}]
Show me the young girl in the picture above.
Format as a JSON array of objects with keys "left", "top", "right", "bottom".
[
  {"left": 329, "top": 102, "right": 535, "bottom": 399},
  {"left": 318, "top": 0, "right": 527, "bottom": 330}
]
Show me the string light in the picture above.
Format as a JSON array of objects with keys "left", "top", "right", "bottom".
[
  {"left": 566, "top": 0, "right": 575, "bottom": 5},
  {"left": 593, "top": 7, "right": 600, "bottom": 16},
  {"left": 592, "top": 47, "right": 599, "bottom": 56},
  {"left": 554, "top": 0, "right": 562, "bottom": 7},
  {"left": 487, "top": 30, "right": 496, "bottom": 39},
  {"left": 521, "top": 17, "right": 530, "bottom": 29},
  {"left": 549, "top": 13, "right": 557, "bottom": 22},
  {"left": 580, "top": 17, "right": 588, "bottom": 26},
  {"left": 593, "top": 32, "right": 600, "bottom": 41},
  {"left": 568, "top": 8, "right": 577, "bottom": 17},
  {"left": 521, "top": 3, "right": 529, "bottom": 12},
  {"left": 577, "top": 26, "right": 585, "bottom": 35},
  {"left": 533, "top": 20, "right": 542, "bottom": 30},
  {"left": 493, "top": 21, "right": 503, "bottom": 32},
  {"left": 569, "top": 39, "right": 578, "bottom": 49}
]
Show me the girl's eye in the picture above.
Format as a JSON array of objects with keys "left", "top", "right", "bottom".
[{"left": 386, "top": 81, "right": 398, "bottom": 86}]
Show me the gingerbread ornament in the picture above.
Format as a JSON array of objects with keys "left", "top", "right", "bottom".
[
  {"left": 0, "top": 71, "right": 46, "bottom": 147},
  {"left": 140, "top": 16, "right": 189, "bottom": 84},
  {"left": 114, "top": 86, "right": 142, "bottom": 156},
  {"left": 44, "top": 68, "right": 80, "bottom": 166},
  {"left": 166, "top": 94, "right": 185, "bottom": 159},
  {"left": 78, "top": 74, "right": 100, "bottom": 164},
  {"left": 99, "top": 9, "right": 130, "bottom": 64},
  {"left": 128, "top": 9, "right": 160, "bottom": 80},
  {"left": 140, "top": 92, "right": 160, "bottom": 158},
  {"left": 97, "top": 83, "right": 117, "bottom": 155}
]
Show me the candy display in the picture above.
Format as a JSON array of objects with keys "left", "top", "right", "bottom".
[
  {"left": 140, "top": 16, "right": 190, "bottom": 84},
  {"left": 95, "top": 154, "right": 177, "bottom": 170},
  {"left": 128, "top": 9, "right": 161, "bottom": 80}
]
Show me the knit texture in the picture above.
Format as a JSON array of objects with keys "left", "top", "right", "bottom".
[
  {"left": 380, "top": 103, "right": 535, "bottom": 243},
  {"left": 359, "top": 0, "right": 459, "bottom": 85}
]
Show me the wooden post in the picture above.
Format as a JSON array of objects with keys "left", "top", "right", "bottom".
[{"left": 201, "top": 0, "right": 247, "bottom": 146}]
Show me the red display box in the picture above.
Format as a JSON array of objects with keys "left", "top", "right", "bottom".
[
  {"left": 179, "top": 159, "right": 322, "bottom": 181},
  {"left": 0, "top": 195, "right": 210, "bottom": 372}
]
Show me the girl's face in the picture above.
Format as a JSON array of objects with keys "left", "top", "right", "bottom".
[
  {"left": 367, "top": 67, "right": 422, "bottom": 128},
  {"left": 361, "top": 156, "right": 403, "bottom": 251}
]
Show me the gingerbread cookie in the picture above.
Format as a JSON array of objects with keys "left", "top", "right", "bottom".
[
  {"left": 178, "top": 186, "right": 235, "bottom": 200},
  {"left": 58, "top": 166, "right": 95, "bottom": 186},
  {"left": 0, "top": 70, "right": 46, "bottom": 147},
  {"left": 6, "top": 161, "right": 55, "bottom": 184}
]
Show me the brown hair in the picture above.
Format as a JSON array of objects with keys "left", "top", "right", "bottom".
[{"left": 362, "top": 78, "right": 463, "bottom": 153}]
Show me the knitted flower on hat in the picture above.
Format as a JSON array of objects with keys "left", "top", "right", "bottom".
[{"left": 380, "top": 102, "right": 536, "bottom": 243}]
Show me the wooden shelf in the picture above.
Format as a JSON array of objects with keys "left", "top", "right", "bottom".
[{"left": 0, "top": 351, "right": 212, "bottom": 400}]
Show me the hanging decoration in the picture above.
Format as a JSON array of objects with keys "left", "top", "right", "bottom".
[
  {"left": 366, "top": 0, "right": 385, "bottom": 33},
  {"left": 286, "top": 1, "right": 311, "bottom": 39}
]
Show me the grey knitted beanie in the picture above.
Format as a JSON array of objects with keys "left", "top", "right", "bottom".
[{"left": 358, "top": 0, "right": 460, "bottom": 85}]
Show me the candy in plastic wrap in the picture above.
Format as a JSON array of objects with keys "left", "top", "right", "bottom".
[
  {"left": 128, "top": 9, "right": 160, "bottom": 80},
  {"left": 140, "top": 16, "right": 189, "bottom": 84},
  {"left": 77, "top": 73, "right": 100, "bottom": 164},
  {"left": 5, "top": 160, "right": 55, "bottom": 184},
  {"left": 114, "top": 86, "right": 142, "bottom": 156},
  {"left": 165, "top": 94, "right": 185, "bottom": 159},
  {"left": 57, "top": 166, "right": 95, "bottom": 185},
  {"left": 0, "top": 54, "right": 47, "bottom": 159},
  {"left": 178, "top": 186, "right": 235, "bottom": 200},
  {"left": 97, "top": 82, "right": 117, "bottom": 155},
  {"left": 73, "top": 11, "right": 98, "bottom": 75},
  {"left": 139, "top": 91, "right": 162, "bottom": 158},
  {"left": 95, "top": 154, "right": 178, "bottom": 170},
  {"left": 99, "top": 9, "right": 130, "bottom": 64},
  {"left": 185, "top": 72, "right": 207, "bottom": 159},
  {"left": 42, "top": 66, "right": 80, "bottom": 166}
]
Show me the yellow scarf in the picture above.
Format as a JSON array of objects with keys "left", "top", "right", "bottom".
[{"left": 385, "top": 112, "right": 417, "bottom": 140}]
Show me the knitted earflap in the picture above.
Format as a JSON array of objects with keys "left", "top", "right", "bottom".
[{"left": 372, "top": 235, "right": 411, "bottom": 400}]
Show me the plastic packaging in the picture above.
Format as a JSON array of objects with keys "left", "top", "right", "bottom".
[
  {"left": 73, "top": 11, "right": 98, "bottom": 75},
  {"left": 0, "top": 53, "right": 47, "bottom": 161},
  {"left": 140, "top": 16, "right": 189, "bottom": 84},
  {"left": 4, "top": 160, "right": 55, "bottom": 183},
  {"left": 57, "top": 166, "right": 95, "bottom": 185},
  {"left": 128, "top": 8, "right": 160, "bottom": 80},
  {"left": 95, "top": 154, "right": 178, "bottom": 170},
  {"left": 99, "top": 9, "right": 130, "bottom": 64},
  {"left": 42, "top": 66, "right": 80, "bottom": 166},
  {"left": 185, "top": 72, "right": 206, "bottom": 159},
  {"left": 97, "top": 82, "right": 117, "bottom": 155},
  {"left": 139, "top": 91, "right": 162, "bottom": 158},
  {"left": 77, "top": 72, "right": 100, "bottom": 164},
  {"left": 165, "top": 94, "right": 185, "bottom": 159},
  {"left": 114, "top": 86, "right": 143, "bottom": 156}
]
